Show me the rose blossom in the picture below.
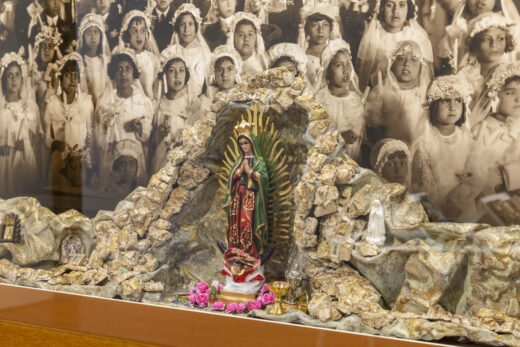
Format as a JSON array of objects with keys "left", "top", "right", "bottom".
[
  {"left": 190, "top": 286, "right": 196, "bottom": 295},
  {"left": 189, "top": 293, "right": 197, "bottom": 305},
  {"left": 236, "top": 301, "right": 248, "bottom": 313},
  {"left": 196, "top": 293, "right": 209, "bottom": 307},
  {"left": 196, "top": 282, "right": 210, "bottom": 294},
  {"left": 260, "top": 283, "right": 269, "bottom": 293},
  {"left": 226, "top": 302, "right": 238, "bottom": 313},
  {"left": 211, "top": 301, "right": 226, "bottom": 311},
  {"left": 248, "top": 300, "right": 262, "bottom": 311},
  {"left": 263, "top": 292, "right": 275, "bottom": 304}
]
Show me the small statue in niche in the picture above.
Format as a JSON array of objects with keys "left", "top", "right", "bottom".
[
  {"left": 0, "top": 213, "right": 21, "bottom": 243},
  {"left": 284, "top": 270, "right": 304, "bottom": 305},
  {"left": 366, "top": 199, "right": 386, "bottom": 246},
  {"left": 60, "top": 234, "right": 85, "bottom": 264},
  {"left": 218, "top": 108, "right": 292, "bottom": 296}
]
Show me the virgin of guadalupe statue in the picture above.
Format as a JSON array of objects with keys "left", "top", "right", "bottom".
[
  {"left": 222, "top": 120, "right": 269, "bottom": 290},
  {"left": 218, "top": 108, "right": 292, "bottom": 295}
]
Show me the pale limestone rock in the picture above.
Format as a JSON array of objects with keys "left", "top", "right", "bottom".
[
  {"left": 457, "top": 226, "right": 520, "bottom": 319},
  {"left": 0, "top": 259, "right": 19, "bottom": 282},
  {"left": 314, "top": 185, "right": 339, "bottom": 217},
  {"left": 177, "top": 162, "right": 210, "bottom": 190},
  {"left": 308, "top": 103, "right": 329, "bottom": 121},
  {"left": 138, "top": 253, "right": 158, "bottom": 273},
  {"left": 112, "top": 210, "right": 131, "bottom": 228},
  {"left": 294, "top": 94, "right": 314, "bottom": 111},
  {"left": 210, "top": 92, "right": 229, "bottom": 112},
  {"left": 308, "top": 292, "right": 343, "bottom": 322},
  {"left": 130, "top": 207, "right": 153, "bottom": 238},
  {"left": 147, "top": 226, "right": 172, "bottom": 247},
  {"left": 161, "top": 186, "right": 189, "bottom": 219},
  {"left": 294, "top": 216, "right": 318, "bottom": 248},
  {"left": 151, "top": 219, "right": 171, "bottom": 230},
  {"left": 394, "top": 240, "right": 463, "bottom": 313},
  {"left": 89, "top": 267, "right": 108, "bottom": 285},
  {"left": 338, "top": 187, "right": 352, "bottom": 207},
  {"left": 335, "top": 161, "right": 360, "bottom": 184},
  {"left": 318, "top": 164, "right": 336, "bottom": 185},
  {"left": 307, "top": 149, "right": 328, "bottom": 173},
  {"left": 118, "top": 228, "right": 138, "bottom": 250},
  {"left": 121, "top": 277, "right": 143, "bottom": 297},
  {"left": 314, "top": 134, "right": 338, "bottom": 155},
  {"left": 356, "top": 242, "right": 381, "bottom": 257},
  {"left": 143, "top": 281, "right": 165, "bottom": 292},
  {"left": 137, "top": 239, "right": 152, "bottom": 252},
  {"left": 294, "top": 182, "right": 316, "bottom": 217},
  {"left": 308, "top": 119, "right": 332, "bottom": 138},
  {"left": 167, "top": 147, "right": 187, "bottom": 166}
]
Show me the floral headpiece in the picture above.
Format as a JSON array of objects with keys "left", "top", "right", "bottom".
[
  {"left": 371, "top": 139, "right": 410, "bottom": 176},
  {"left": 268, "top": 43, "right": 308, "bottom": 75},
  {"left": 231, "top": 12, "right": 262, "bottom": 33},
  {"left": 34, "top": 25, "right": 63, "bottom": 47},
  {"left": 112, "top": 46, "right": 140, "bottom": 73},
  {"left": 468, "top": 12, "right": 514, "bottom": 39},
  {"left": 425, "top": 74, "right": 473, "bottom": 106},
  {"left": 78, "top": 13, "right": 105, "bottom": 38},
  {"left": 211, "top": 45, "right": 243, "bottom": 74},
  {"left": 171, "top": 3, "right": 202, "bottom": 27},
  {"left": 301, "top": 0, "right": 339, "bottom": 22},
  {"left": 390, "top": 40, "right": 423, "bottom": 62},
  {"left": 486, "top": 62, "right": 520, "bottom": 109},
  {"left": 235, "top": 120, "right": 253, "bottom": 136},
  {"left": 56, "top": 52, "right": 83, "bottom": 75},
  {"left": 160, "top": 45, "right": 190, "bottom": 72},
  {"left": 0, "top": 52, "right": 26, "bottom": 70},
  {"left": 121, "top": 10, "right": 152, "bottom": 34},
  {"left": 321, "top": 39, "right": 352, "bottom": 71}
]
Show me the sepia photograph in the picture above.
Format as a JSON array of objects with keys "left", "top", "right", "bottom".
[{"left": 1, "top": 0, "right": 520, "bottom": 219}]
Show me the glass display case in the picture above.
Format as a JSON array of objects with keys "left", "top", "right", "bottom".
[{"left": 1, "top": 0, "right": 520, "bottom": 345}]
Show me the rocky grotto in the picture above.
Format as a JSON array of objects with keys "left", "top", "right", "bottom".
[{"left": 0, "top": 68, "right": 519, "bottom": 346}]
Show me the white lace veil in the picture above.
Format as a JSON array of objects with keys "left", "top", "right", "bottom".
[{"left": 117, "top": 10, "right": 160, "bottom": 56}]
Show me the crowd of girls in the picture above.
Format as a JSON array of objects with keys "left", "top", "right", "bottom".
[{"left": 1, "top": 0, "right": 520, "bottom": 219}]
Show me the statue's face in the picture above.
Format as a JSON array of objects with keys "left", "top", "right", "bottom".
[{"left": 239, "top": 137, "right": 253, "bottom": 156}]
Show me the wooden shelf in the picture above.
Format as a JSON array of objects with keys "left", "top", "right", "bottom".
[{"left": 0, "top": 284, "right": 451, "bottom": 346}]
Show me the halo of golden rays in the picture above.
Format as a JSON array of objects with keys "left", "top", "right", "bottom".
[{"left": 218, "top": 107, "right": 292, "bottom": 264}]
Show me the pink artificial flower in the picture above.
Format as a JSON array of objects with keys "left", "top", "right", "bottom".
[
  {"left": 218, "top": 284, "right": 224, "bottom": 291},
  {"left": 196, "top": 281, "right": 210, "bottom": 294},
  {"left": 196, "top": 293, "right": 209, "bottom": 307},
  {"left": 248, "top": 300, "right": 262, "bottom": 311},
  {"left": 263, "top": 292, "right": 275, "bottom": 304},
  {"left": 237, "top": 301, "right": 248, "bottom": 313},
  {"left": 226, "top": 302, "right": 238, "bottom": 313},
  {"left": 260, "top": 283, "right": 269, "bottom": 293},
  {"left": 190, "top": 286, "right": 196, "bottom": 295},
  {"left": 189, "top": 293, "right": 197, "bottom": 305},
  {"left": 211, "top": 301, "right": 226, "bottom": 311},
  {"left": 256, "top": 294, "right": 264, "bottom": 305}
]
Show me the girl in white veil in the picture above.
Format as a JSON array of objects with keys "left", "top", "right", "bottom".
[
  {"left": 356, "top": 0, "right": 433, "bottom": 92},
  {"left": 437, "top": 0, "right": 520, "bottom": 70},
  {"left": 0, "top": 52, "right": 42, "bottom": 194},
  {"left": 297, "top": 1, "right": 342, "bottom": 92},
  {"left": 411, "top": 74, "right": 477, "bottom": 221},
  {"left": 77, "top": 13, "right": 112, "bottom": 106},
  {"left": 150, "top": 45, "right": 205, "bottom": 174},
  {"left": 118, "top": 10, "right": 161, "bottom": 99},
  {"left": 168, "top": 3, "right": 212, "bottom": 96},
  {"left": 95, "top": 47, "right": 153, "bottom": 187},
  {"left": 364, "top": 40, "right": 431, "bottom": 146},
  {"left": 315, "top": 39, "right": 365, "bottom": 162},
  {"left": 206, "top": 45, "right": 243, "bottom": 100},
  {"left": 226, "top": 12, "right": 268, "bottom": 75}
]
